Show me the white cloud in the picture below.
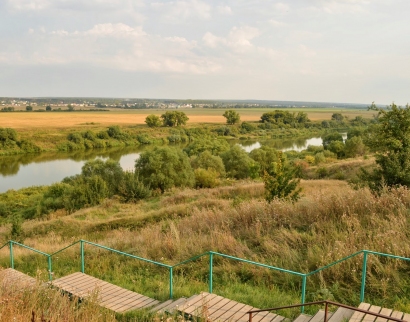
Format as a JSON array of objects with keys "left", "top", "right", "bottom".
[
  {"left": 203, "top": 26, "right": 260, "bottom": 51},
  {"left": 269, "top": 19, "right": 285, "bottom": 27},
  {"left": 216, "top": 5, "right": 232, "bottom": 15},
  {"left": 151, "top": 0, "right": 211, "bottom": 21},
  {"left": 7, "top": 0, "right": 50, "bottom": 10},
  {"left": 313, "top": 0, "right": 371, "bottom": 14},
  {"left": 274, "top": 2, "right": 290, "bottom": 14}
]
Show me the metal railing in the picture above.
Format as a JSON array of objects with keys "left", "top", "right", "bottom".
[
  {"left": 247, "top": 300, "right": 408, "bottom": 322},
  {"left": 1, "top": 240, "right": 410, "bottom": 312}
]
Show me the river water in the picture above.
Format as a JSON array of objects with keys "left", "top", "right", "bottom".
[{"left": 0, "top": 135, "right": 338, "bottom": 193}]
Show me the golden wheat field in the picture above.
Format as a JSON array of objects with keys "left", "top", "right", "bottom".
[{"left": 0, "top": 108, "right": 375, "bottom": 129}]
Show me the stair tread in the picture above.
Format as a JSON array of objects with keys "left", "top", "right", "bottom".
[{"left": 328, "top": 307, "right": 355, "bottom": 322}]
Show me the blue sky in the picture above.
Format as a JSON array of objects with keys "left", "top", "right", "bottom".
[{"left": 1, "top": 0, "right": 409, "bottom": 104}]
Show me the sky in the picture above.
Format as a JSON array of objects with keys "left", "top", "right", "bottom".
[{"left": 0, "top": 0, "right": 409, "bottom": 104}]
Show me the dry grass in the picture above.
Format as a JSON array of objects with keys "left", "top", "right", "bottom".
[
  {"left": 1, "top": 179, "right": 410, "bottom": 310},
  {"left": 0, "top": 269, "right": 116, "bottom": 321},
  {"left": 1, "top": 108, "right": 375, "bottom": 129}
]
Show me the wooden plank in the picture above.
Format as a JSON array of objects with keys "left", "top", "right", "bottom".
[
  {"left": 195, "top": 294, "right": 227, "bottom": 319},
  {"left": 328, "top": 307, "right": 355, "bottom": 322},
  {"left": 402, "top": 313, "right": 410, "bottom": 322},
  {"left": 293, "top": 314, "right": 313, "bottom": 322},
  {"left": 211, "top": 301, "right": 247, "bottom": 321},
  {"left": 206, "top": 298, "right": 236, "bottom": 320},
  {"left": 251, "top": 310, "right": 278, "bottom": 322},
  {"left": 363, "top": 306, "right": 382, "bottom": 322},
  {"left": 350, "top": 303, "right": 372, "bottom": 322},
  {"left": 109, "top": 294, "right": 155, "bottom": 311},
  {"left": 180, "top": 293, "right": 218, "bottom": 315},
  {"left": 208, "top": 299, "right": 240, "bottom": 321},
  {"left": 227, "top": 304, "right": 253, "bottom": 321},
  {"left": 375, "top": 307, "right": 393, "bottom": 322},
  {"left": 390, "top": 311, "right": 404, "bottom": 321},
  {"left": 0, "top": 268, "right": 36, "bottom": 289},
  {"left": 52, "top": 272, "right": 158, "bottom": 313}
]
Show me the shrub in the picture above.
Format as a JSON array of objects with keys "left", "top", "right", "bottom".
[
  {"left": 194, "top": 168, "right": 220, "bottom": 188},
  {"left": 190, "top": 150, "right": 226, "bottom": 177},
  {"left": 117, "top": 172, "right": 151, "bottom": 202},
  {"left": 136, "top": 146, "right": 195, "bottom": 192},
  {"left": 221, "top": 145, "right": 260, "bottom": 179},
  {"left": 145, "top": 114, "right": 162, "bottom": 127}
]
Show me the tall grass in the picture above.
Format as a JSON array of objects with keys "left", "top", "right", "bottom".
[{"left": 1, "top": 180, "right": 410, "bottom": 314}]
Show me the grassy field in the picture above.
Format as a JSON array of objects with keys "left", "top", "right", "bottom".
[
  {"left": 1, "top": 176, "right": 410, "bottom": 318},
  {"left": 0, "top": 108, "right": 376, "bottom": 129}
]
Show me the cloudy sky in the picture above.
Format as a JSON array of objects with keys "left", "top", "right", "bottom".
[{"left": 0, "top": 0, "right": 409, "bottom": 104}]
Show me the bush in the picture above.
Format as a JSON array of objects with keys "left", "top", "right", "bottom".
[
  {"left": 194, "top": 168, "right": 220, "bottom": 188},
  {"left": 117, "top": 172, "right": 151, "bottom": 202},
  {"left": 221, "top": 145, "right": 260, "bottom": 179},
  {"left": 136, "top": 146, "right": 195, "bottom": 192},
  {"left": 145, "top": 114, "right": 162, "bottom": 127},
  {"left": 190, "top": 150, "right": 226, "bottom": 177}
]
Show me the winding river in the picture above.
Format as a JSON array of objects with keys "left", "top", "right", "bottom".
[{"left": 0, "top": 135, "right": 341, "bottom": 193}]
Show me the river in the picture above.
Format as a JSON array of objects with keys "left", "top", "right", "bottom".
[{"left": 0, "top": 135, "right": 343, "bottom": 193}]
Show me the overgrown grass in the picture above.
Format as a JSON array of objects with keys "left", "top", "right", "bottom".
[{"left": 1, "top": 180, "right": 410, "bottom": 315}]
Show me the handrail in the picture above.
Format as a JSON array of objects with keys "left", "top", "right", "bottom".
[
  {"left": 0, "top": 241, "right": 9, "bottom": 251},
  {"left": 50, "top": 240, "right": 80, "bottom": 256},
  {"left": 247, "top": 300, "right": 408, "bottom": 322},
  {"left": 211, "top": 251, "right": 305, "bottom": 276},
  {"left": 306, "top": 251, "right": 363, "bottom": 276},
  {"left": 83, "top": 240, "right": 171, "bottom": 268},
  {"left": 2, "top": 239, "right": 410, "bottom": 308}
]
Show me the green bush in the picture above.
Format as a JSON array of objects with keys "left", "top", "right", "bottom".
[
  {"left": 221, "top": 145, "right": 260, "bottom": 179},
  {"left": 194, "top": 168, "right": 220, "bottom": 188},
  {"left": 136, "top": 146, "right": 195, "bottom": 192},
  {"left": 118, "top": 172, "right": 151, "bottom": 202}
]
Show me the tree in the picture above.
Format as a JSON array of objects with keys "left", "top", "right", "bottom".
[
  {"left": 67, "top": 104, "right": 74, "bottom": 111},
  {"left": 360, "top": 103, "right": 410, "bottom": 191},
  {"left": 190, "top": 150, "right": 226, "bottom": 177},
  {"left": 223, "top": 110, "right": 240, "bottom": 125},
  {"left": 263, "top": 152, "right": 301, "bottom": 202},
  {"left": 26, "top": 106, "right": 33, "bottom": 111},
  {"left": 135, "top": 146, "right": 195, "bottom": 192},
  {"left": 46, "top": 105, "right": 52, "bottom": 111},
  {"left": 161, "top": 111, "right": 189, "bottom": 127},
  {"left": 322, "top": 132, "right": 343, "bottom": 149},
  {"left": 220, "top": 145, "right": 259, "bottom": 179},
  {"left": 145, "top": 114, "right": 162, "bottom": 127},
  {"left": 331, "top": 113, "right": 344, "bottom": 122}
]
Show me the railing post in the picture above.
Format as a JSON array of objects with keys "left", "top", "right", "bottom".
[
  {"left": 169, "top": 267, "right": 173, "bottom": 299},
  {"left": 9, "top": 241, "right": 14, "bottom": 269},
  {"left": 324, "top": 301, "right": 328, "bottom": 322},
  {"left": 301, "top": 275, "right": 307, "bottom": 313},
  {"left": 360, "top": 251, "right": 368, "bottom": 302},
  {"left": 209, "top": 252, "right": 213, "bottom": 294},
  {"left": 48, "top": 256, "right": 53, "bottom": 281},
  {"left": 80, "top": 240, "right": 85, "bottom": 273},
  {"left": 249, "top": 312, "right": 253, "bottom": 322}
]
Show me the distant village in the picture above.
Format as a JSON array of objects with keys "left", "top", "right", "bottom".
[{"left": 0, "top": 97, "right": 369, "bottom": 111}]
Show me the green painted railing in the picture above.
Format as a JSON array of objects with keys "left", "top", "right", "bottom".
[{"left": 1, "top": 240, "right": 410, "bottom": 313}]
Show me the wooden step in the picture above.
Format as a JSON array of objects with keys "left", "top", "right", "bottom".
[
  {"left": 328, "top": 307, "right": 355, "bottom": 322},
  {"left": 52, "top": 272, "right": 158, "bottom": 313},
  {"left": 177, "top": 292, "right": 286, "bottom": 322},
  {"left": 293, "top": 314, "right": 313, "bottom": 322}
]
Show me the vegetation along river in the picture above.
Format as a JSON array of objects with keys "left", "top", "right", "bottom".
[{"left": 0, "top": 135, "right": 345, "bottom": 193}]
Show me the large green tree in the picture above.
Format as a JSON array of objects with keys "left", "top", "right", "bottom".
[
  {"left": 361, "top": 103, "right": 410, "bottom": 191},
  {"left": 135, "top": 146, "right": 195, "bottom": 192},
  {"left": 161, "top": 111, "right": 189, "bottom": 127},
  {"left": 223, "top": 110, "right": 240, "bottom": 125}
]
